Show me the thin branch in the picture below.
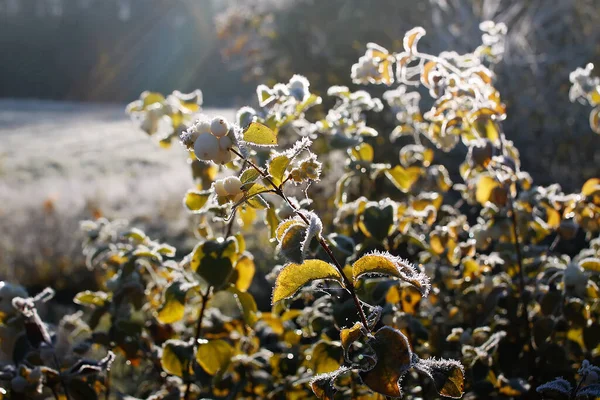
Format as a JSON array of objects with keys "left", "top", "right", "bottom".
[
  {"left": 184, "top": 285, "right": 213, "bottom": 400},
  {"left": 229, "top": 148, "right": 370, "bottom": 329}
]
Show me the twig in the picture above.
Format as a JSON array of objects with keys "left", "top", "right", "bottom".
[
  {"left": 184, "top": 285, "right": 213, "bottom": 400},
  {"left": 229, "top": 148, "right": 370, "bottom": 329}
]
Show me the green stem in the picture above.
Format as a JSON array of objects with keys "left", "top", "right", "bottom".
[{"left": 230, "top": 148, "right": 370, "bottom": 330}]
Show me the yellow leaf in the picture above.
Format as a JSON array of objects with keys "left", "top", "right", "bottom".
[
  {"left": 581, "top": 257, "right": 600, "bottom": 272},
  {"left": 385, "top": 165, "right": 423, "bottom": 193},
  {"left": 157, "top": 281, "right": 189, "bottom": 324},
  {"left": 238, "top": 206, "right": 257, "bottom": 229},
  {"left": 403, "top": 27, "right": 426, "bottom": 53},
  {"left": 161, "top": 340, "right": 192, "bottom": 377},
  {"left": 582, "top": 178, "right": 600, "bottom": 197},
  {"left": 276, "top": 219, "right": 304, "bottom": 241},
  {"left": 590, "top": 107, "right": 600, "bottom": 134},
  {"left": 243, "top": 122, "right": 278, "bottom": 146},
  {"left": 309, "top": 341, "right": 343, "bottom": 374},
  {"left": 183, "top": 190, "right": 210, "bottom": 213},
  {"left": 141, "top": 91, "right": 165, "bottom": 107},
  {"left": 350, "top": 143, "right": 374, "bottom": 162},
  {"left": 341, "top": 322, "right": 364, "bottom": 358},
  {"left": 352, "top": 253, "right": 430, "bottom": 296},
  {"left": 272, "top": 260, "right": 344, "bottom": 304},
  {"left": 227, "top": 286, "right": 258, "bottom": 326},
  {"left": 268, "top": 154, "right": 291, "bottom": 185},
  {"left": 361, "top": 327, "right": 412, "bottom": 397},
  {"left": 196, "top": 340, "right": 234, "bottom": 375},
  {"left": 475, "top": 175, "right": 500, "bottom": 205},
  {"left": 234, "top": 254, "right": 255, "bottom": 292},
  {"left": 416, "top": 358, "right": 465, "bottom": 398},
  {"left": 73, "top": 291, "right": 109, "bottom": 307}
]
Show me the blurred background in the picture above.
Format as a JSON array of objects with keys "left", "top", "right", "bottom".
[{"left": 1, "top": 0, "right": 599, "bottom": 294}]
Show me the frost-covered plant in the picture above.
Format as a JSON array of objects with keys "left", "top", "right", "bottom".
[
  {"left": 3, "top": 20, "right": 600, "bottom": 400},
  {"left": 570, "top": 63, "right": 600, "bottom": 134}
]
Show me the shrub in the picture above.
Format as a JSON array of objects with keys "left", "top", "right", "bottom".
[{"left": 1, "top": 22, "right": 600, "bottom": 400}]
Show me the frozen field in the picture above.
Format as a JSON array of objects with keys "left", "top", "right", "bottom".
[{"left": 0, "top": 99, "right": 234, "bottom": 286}]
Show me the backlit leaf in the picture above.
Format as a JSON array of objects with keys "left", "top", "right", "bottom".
[
  {"left": 582, "top": 178, "right": 600, "bottom": 197},
  {"left": 385, "top": 165, "right": 423, "bottom": 193},
  {"left": 234, "top": 253, "right": 255, "bottom": 292},
  {"left": 360, "top": 326, "right": 413, "bottom": 397},
  {"left": 268, "top": 154, "right": 292, "bottom": 185},
  {"left": 278, "top": 223, "right": 308, "bottom": 264},
  {"left": 272, "top": 260, "right": 344, "bottom": 304},
  {"left": 475, "top": 175, "right": 501, "bottom": 206},
  {"left": 74, "top": 291, "right": 109, "bottom": 308},
  {"left": 190, "top": 238, "right": 239, "bottom": 289},
  {"left": 196, "top": 340, "right": 234, "bottom": 375},
  {"left": 340, "top": 322, "right": 364, "bottom": 361},
  {"left": 183, "top": 190, "right": 211, "bottom": 213},
  {"left": 413, "top": 357, "right": 465, "bottom": 398},
  {"left": 227, "top": 285, "right": 258, "bottom": 326},
  {"left": 350, "top": 143, "right": 374, "bottom": 162},
  {"left": 243, "top": 122, "right": 278, "bottom": 146},
  {"left": 310, "top": 341, "right": 343, "bottom": 374},
  {"left": 352, "top": 252, "right": 430, "bottom": 296},
  {"left": 157, "top": 280, "right": 190, "bottom": 324},
  {"left": 161, "top": 339, "right": 193, "bottom": 377},
  {"left": 581, "top": 257, "right": 600, "bottom": 272},
  {"left": 590, "top": 107, "right": 600, "bottom": 134},
  {"left": 403, "top": 27, "right": 426, "bottom": 54}
]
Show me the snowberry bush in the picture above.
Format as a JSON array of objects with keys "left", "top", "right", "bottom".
[{"left": 1, "top": 23, "right": 600, "bottom": 400}]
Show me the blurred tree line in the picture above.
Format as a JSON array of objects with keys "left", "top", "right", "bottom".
[
  {"left": 1, "top": 0, "right": 599, "bottom": 187},
  {"left": 0, "top": 0, "right": 251, "bottom": 105},
  {"left": 216, "top": 0, "right": 600, "bottom": 189}
]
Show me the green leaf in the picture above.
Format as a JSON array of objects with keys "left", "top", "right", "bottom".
[
  {"left": 161, "top": 339, "right": 194, "bottom": 377},
  {"left": 359, "top": 201, "right": 395, "bottom": 241},
  {"left": 183, "top": 190, "right": 211, "bottom": 213},
  {"left": 272, "top": 260, "right": 344, "bottom": 304},
  {"left": 266, "top": 204, "right": 280, "bottom": 239},
  {"left": 196, "top": 339, "right": 234, "bottom": 375},
  {"left": 190, "top": 238, "right": 239, "bottom": 289},
  {"left": 384, "top": 165, "right": 423, "bottom": 193},
  {"left": 278, "top": 222, "right": 307, "bottom": 264},
  {"left": 352, "top": 252, "right": 430, "bottom": 295},
  {"left": 227, "top": 285, "right": 258, "bottom": 326},
  {"left": 74, "top": 291, "right": 109, "bottom": 307},
  {"left": 240, "top": 168, "right": 261, "bottom": 184},
  {"left": 243, "top": 122, "right": 278, "bottom": 146},
  {"left": 360, "top": 326, "right": 413, "bottom": 397},
  {"left": 157, "top": 280, "right": 189, "bottom": 324},
  {"left": 413, "top": 357, "right": 465, "bottom": 398}
]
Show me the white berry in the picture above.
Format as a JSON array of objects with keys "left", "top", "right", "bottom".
[
  {"left": 214, "top": 180, "right": 228, "bottom": 197},
  {"left": 223, "top": 176, "right": 243, "bottom": 195},
  {"left": 193, "top": 133, "right": 220, "bottom": 161},
  {"left": 210, "top": 117, "right": 230, "bottom": 138},
  {"left": 218, "top": 135, "right": 233, "bottom": 151},
  {"left": 213, "top": 148, "right": 234, "bottom": 165}
]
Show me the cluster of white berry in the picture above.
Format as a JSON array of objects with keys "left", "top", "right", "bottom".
[
  {"left": 213, "top": 176, "right": 244, "bottom": 203},
  {"left": 180, "top": 116, "right": 236, "bottom": 164}
]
